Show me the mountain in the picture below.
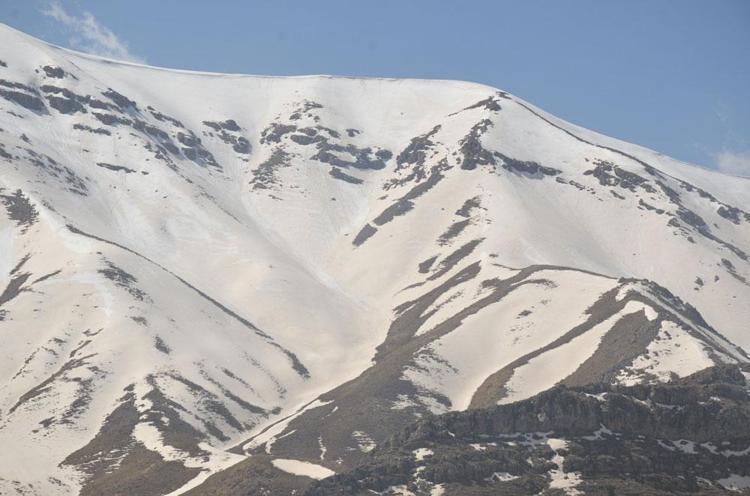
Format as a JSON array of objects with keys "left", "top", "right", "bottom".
[{"left": 0, "top": 23, "right": 748, "bottom": 496}]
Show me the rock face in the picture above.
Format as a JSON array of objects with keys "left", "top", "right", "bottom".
[
  {"left": 308, "top": 366, "right": 750, "bottom": 495},
  {"left": 0, "top": 23, "right": 749, "bottom": 496}
]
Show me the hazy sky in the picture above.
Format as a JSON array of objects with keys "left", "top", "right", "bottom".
[{"left": 2, "top": 0, "right": 749, "bottom": 175}]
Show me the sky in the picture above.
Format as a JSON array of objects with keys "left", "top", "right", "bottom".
[{"left": 2, "top": 0, "right": 749, "bottom": 175}]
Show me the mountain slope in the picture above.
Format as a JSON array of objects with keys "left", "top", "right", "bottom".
[
  {"left": 306, "top": 365, "right": 750, "bottom": 496},
  {"left": 0, "top": 23, "right": 748, "bottom": 495}
]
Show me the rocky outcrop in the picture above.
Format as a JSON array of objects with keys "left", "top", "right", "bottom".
[{"left": 307, "top": 365, "right": 750, "bottom": 495}]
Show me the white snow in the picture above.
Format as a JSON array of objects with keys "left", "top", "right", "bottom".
[
  {"left": 353, "top": 430, "right": 377, "bottom": 453},
  {"left": 500, "top": 300, "right": 652, "bottom": 404},
  {"left": 488, "top": 472, "right": 519, "bottom": 482},
  {"left": 318, "top": 436, "right": 327, "bottom": 461},
  {"left": 617, "top": 320, "right": 715, "bottom": 386},
  {"left": 413, "top": 448, "right": 434, "bottom": 461},
  {"left": 718, "top": 474, "right": 750, "bottom": 492},
  {"left": 546, "top": 438, "right": 583, "bottom": 495},
  {"left": 271, "top": 458, "right": 335, "bottom": 479}
]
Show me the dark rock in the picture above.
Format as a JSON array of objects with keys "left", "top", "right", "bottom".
[
  {"left": 102, "top": 89, "right": 137, "bottom": 111},
  {"left": 41, "top": 65, "right": 66, "bottom": 79},
  {"left": 459, "top": 119, "right": 495, "bottom": 170},
  {"left": 0, "top": 189, "right": 39, "bottom": 233},
  {"left": 74, "top": 124, "right": 111, "bottom": 136},
  {"left": 309, "top": 366, "right": 750, "bottom": 495},
  {"left": 330, "top": 167, "right": 363, "bottom": 184}
]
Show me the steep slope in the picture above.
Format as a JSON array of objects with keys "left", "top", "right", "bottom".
[
  {"left": 0, "top": 23, "right": 748, "bottom": 495},
  {"left": 306, "top": 365, "right": 750, "bottom": 496}
]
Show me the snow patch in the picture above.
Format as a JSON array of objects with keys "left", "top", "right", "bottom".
[
  {"left": 718, "top": 474, "right": 750, "bottom": 492},
  {"left": 547, "top": 438, "right": 582, "bottom": 495},
  {"left": 413, "top": 447, "right": 434, "bottom": 461},
  {"left": 271, "top": 458, "right": 335, "bottom": 480}
]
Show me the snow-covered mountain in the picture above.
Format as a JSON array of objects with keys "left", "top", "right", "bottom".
[{"left": 0, "top": 23, "right": 748, "bottom": 496}]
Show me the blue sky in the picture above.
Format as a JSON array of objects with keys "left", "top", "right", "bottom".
[{"left": 2, "top": 0, "right": 749, "bottom": 175}]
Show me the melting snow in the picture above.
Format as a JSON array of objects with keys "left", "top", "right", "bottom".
[
  {"left": 547, "top": 438, "right": 583, "bottom": 495},
  {"left": 413, "top": 447, "right": 434, "bottom": 461},
  {"left": 271, "top": 458, "right": 335, "bottom": 479},
  {"left": 718, "top": 474, "right": 750, "bottom": 492}
]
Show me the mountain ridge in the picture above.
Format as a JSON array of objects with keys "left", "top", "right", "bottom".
[{"left": 3, "top": 21, "right": 748, "bottom": 184}]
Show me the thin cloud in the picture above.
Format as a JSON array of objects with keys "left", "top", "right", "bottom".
[
  {"left": 42, "top": 1, "right": 144, "bottom": 63},
  {"left": 713, "top": 150, "right": 750, "bottom": 177}
]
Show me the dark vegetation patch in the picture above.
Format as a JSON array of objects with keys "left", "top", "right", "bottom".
[
  {"left": 93, "top": 112, "right": 132, "bottom": 126},
  {"left": 329, "top": 167, "right": 363, "bottom": 184},
  {"left": 41, "top": 65, "right": 66, "bottom": 79},
  {"left": 418, "top": 256, "right": 438, "bottom": 274},
  {"left": 204, "top": 120, "right": 250, "bottom": 154},
  {"left": 437, "top": 218, "right": 471, "bottom": 246},
  {"left": 458, "top": 119, "right": 494, "bottom": 170},
  {"left": 312, "top": 141, "right": 391, "bottom": 170},
  {"left": 584, "top": 159, "right": 653, "bottom": 192},
  {"left": 449, "top": 94, "right": 505, "bottom": 116},
  {"left": 250, "top": 148, "right": 291, "bottom": 191},
  {"left": 177, "top": 130, "right": 220, "bottom": 168},
  {"left": 147, "top": 106, "right": 184, "bottom": 128},
  {"left": 638, "top": 199, "right": 665, "bottom": 214},
  {"left": 203, "top": 119, "right": 241, "bottom": 132},
  {"left": 8, "top": 353, "right": 97, "bottom": 415},
  {"left": 352, "top": 223, "right": 378, "bottom": 247},
  {"left": 98, "top": 260, "right": 148, "bottom": 301},
  {"left": 102, "top": 88, "right": 138, "bottom": 111},
  {"left": 41, "top": 85, "right": 89, "bottom": 114},
  {"left": 721, "top": 258, "right": 749, "bottom": 286},
  {"left": 74, "top": 123, "right": 111, "bottom": 135},
  {"left": 0, "top": 79, "right": 46, "bottom": 112},
  {"left": 288, "top": 100, "right": 323, "bottom": 120},
  {"left": 373, "top": 166, "right": 446, "bottom": 227},
  {"left": 494, "top": 152, "right": 561, "bottom": 178},
  {"left": 0, "top": 143, "right": 12, "bottom": 159},
  {"left": 260, "top": 123, "right": 297, "bottom": 144},
  {"left": 396, "top": 125, "right": 441, "bottom": 171},
  {"left": 260, "top": 117, "right": 391, "bottom": 174},
  {"left": 0, "top": 272, "right": 31, "bottom": 309},
  {"left": 428, "top": 238, "right": 484, "bottom": 280},
  {"left": 717, "top": 205, "right": 741, "bottom": 224},
  {"left": 154, "top": 336, "right": 171, "bottom": 354},
  {"left": 96, "top": 162, "right": 136, "bottom": 173},
  {"left": 455, "top": 196, "right": 482, "bottom": 218},
  {"left": 33, "top": 269, "right": 62, "bottom": 284},
  {"left": 0, "top": 189, "right": 38, "bottom": 233},
  {"left": 197, "top": 368, "right": 268, "bottom": 418}
]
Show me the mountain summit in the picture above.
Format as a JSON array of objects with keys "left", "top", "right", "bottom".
[{"left": 1, "top": 24, "right": 749, "bottom": 495}]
